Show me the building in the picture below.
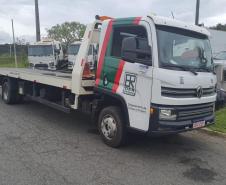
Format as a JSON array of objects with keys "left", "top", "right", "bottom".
[{"left": 208, "top": 29, "right": 226, "bottom": 54}]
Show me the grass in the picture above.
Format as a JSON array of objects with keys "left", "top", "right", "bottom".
[
  {"left": 0, "top": 54, "right": 28, "bottom": 68},
  {"left": 209, "top": 107, "right": 226, "bottom": 133}
]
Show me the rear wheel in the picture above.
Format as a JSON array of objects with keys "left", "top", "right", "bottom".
[
  {"left": 2, "top": 79, "right": 22, "bottom": 104},
  {"left": 2, "top": 82, "right": 9, "bottom": 103},
  {"left": 98, "top": 106, "right": 126, "bottom": 148}
]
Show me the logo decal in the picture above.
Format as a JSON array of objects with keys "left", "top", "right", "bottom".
[
  {"left": 123, "top": 73, "right": 137, "bottom": 96},
  {"left": 180, "top": 77, "right": 184, "bottom": 85},
  {"left": 196, "top": 86, "right": 203, "bottom": 98}
]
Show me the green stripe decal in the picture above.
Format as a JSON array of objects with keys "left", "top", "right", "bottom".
[{"left": 97, "top": 17, "right": 142, "bottom": 91}]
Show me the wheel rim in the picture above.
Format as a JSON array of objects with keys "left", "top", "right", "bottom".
[
  {"left": 3, "top": 84, "right": 8, "bottom": 101},
  {"left": 101, "top": 114, "right": 117, "bottom": 140}
]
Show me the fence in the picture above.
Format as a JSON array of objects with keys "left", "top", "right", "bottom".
[{"left": 0, "top": 44, "right": 28, "bottom": 68}]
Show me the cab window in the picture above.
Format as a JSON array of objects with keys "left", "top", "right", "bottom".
[{"left": 110, "top": 25, "right": 148, "bottom": 58}]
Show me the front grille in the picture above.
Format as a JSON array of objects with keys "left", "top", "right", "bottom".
[
  {"left": 176, "top": 103, "right": 214, "bottom": 121},
  {"left": 162, "top": 87, "right": 215, "bottom": 98}
]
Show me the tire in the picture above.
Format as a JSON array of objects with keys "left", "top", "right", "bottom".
[
  {"left": 2, "top": 79, "right": 22, "bottom": 104},
  {"left": 98, "top": 106, "right": 126, "bottom": 148}
]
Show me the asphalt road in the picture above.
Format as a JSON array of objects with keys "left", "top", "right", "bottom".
[{"left": 0, "top": 100, "right": 225, "bottom": 185}]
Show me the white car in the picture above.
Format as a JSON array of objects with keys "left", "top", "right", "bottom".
[{"left": 213, "top": 51, "right": 226, "bottom": 65}]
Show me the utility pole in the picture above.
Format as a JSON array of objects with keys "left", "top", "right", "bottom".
[
  {"left": 195, "top": 0, "right": 200, "bottom": 25},
  {"left": 9, "top": 44, "right": 12, "bottom": 57},
  {"left": 11, "top": 19, "right": 18, "bottom": 68},
  {"left": 35, "top": 0, "right": 41, "bottom": 41}
]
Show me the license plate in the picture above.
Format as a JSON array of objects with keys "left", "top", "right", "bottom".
[{"left": 193, "top": 121, "right": 206, "bottom": 129}]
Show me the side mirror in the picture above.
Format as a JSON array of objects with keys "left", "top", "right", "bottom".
[
  {"left": 54, "top": 49, "right": 60, "bottom": 54},
  {"left": 121, "top": 37, "right": 152, "bottom": 65}
]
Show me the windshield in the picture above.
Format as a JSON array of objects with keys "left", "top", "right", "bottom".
[
  {"left": 214, "top": 51, "right": 226, "bottom": 60},
  {"left": 28, "top": 45, "right": 53, "bottom": 56},
  {"left": 157, "top": 25, "right": 213, "bottom": 72},
  {"left": 68, "top": 44, "right": 81, "bottom": 55}
]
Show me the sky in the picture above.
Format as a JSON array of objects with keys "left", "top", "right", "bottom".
[{"left": 0, "top": 0, "right": 226, "bottom": 44}]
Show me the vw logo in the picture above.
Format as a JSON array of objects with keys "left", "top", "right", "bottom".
[{"left": 196, "top": 86, "right": 203, "bottom": 98}]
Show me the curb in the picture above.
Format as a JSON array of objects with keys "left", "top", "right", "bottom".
[{"left": 200, "top": 128, "right": 226, "bottom": 138}]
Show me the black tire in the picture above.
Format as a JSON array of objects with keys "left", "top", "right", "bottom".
[
  {"left": 2, "top": 79, "right": 22, "bottom": 104},
  {"left": 98, "top": 106, "right": 126, "bottom": 148}
]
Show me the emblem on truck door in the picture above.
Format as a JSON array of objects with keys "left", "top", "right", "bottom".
[
  {"left": 123, "top": 73, "right": 137, "bottom": 96},
  {"left": 180, "top": 77, "right": 184, "bottom": 85},
  {"left": 196, "top": 86, "right": 203, "bottom": 98}
]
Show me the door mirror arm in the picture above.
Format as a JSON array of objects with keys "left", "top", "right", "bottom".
[{"left": 121, "top": 37, "right": 152, "bottom": 66}]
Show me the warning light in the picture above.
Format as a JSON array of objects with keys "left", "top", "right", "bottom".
[{"left": 95, "top": 15, "right": 113, "bottom": 21}]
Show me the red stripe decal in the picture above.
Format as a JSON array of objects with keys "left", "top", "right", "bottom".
[
  {"left": 96, "top": 20, "right": 113, "bottom": 86},
  {"left": 133, "top": 17, "right": 142, "bottom": 25},
  {"left": 112, "top": 60, "right": 125, "bottom": 93}
]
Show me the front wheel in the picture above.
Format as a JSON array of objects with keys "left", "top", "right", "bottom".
[{"left": 98, "top": 106, "right": 126, "bottom": 148}]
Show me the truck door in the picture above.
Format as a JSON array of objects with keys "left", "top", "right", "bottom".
[{"left": 96, "top": 18, "right": 153, "bottom": 131}]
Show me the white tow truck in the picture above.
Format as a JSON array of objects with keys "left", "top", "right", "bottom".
[
  {"left": 28, "top": 39, "right": 64, "bottom": 70},
  {"left": 0, "top": 15, "right": 216, "bottom": 147}
]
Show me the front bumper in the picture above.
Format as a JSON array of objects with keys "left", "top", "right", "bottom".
[{"left": 148, "top": 102, "right": 215, "bottom": 136}]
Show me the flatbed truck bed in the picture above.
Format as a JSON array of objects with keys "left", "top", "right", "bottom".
[
  {"left": 0, "top": 68, "right": 72, "bottom": 88},
  {"left": 0, "top": 68, "right": 95, "bottom": 92}
]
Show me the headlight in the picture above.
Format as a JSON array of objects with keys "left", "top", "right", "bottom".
[{"left": 159, "top": 109, "right": 177, "bottom": 120}]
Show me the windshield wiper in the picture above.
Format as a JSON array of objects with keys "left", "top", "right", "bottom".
[
  {"left": 198, "top": 66, "right": 216, "bottom": 74},
  {"left": 161, "top": 63, "right": 198, "bottom": 75}
]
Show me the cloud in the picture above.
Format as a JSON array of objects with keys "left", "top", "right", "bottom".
[
  {"left": 0, "top": 30, "right": 35, "bottom": 44},
  {"left": 0, "top": 31, "right": 11, "bottom": 44},
  {"left": 0, "top": 0, "right": 226, "bottom": 43}
]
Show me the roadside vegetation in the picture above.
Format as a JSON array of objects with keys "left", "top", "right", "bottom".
[
  {"left": 209, "top": 107, "right": 226, "bottom": 133},
  {"left": 0, "top": 54, "right": 28, "bottom": 68}
]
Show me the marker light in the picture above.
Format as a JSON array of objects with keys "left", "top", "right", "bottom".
[{"left": 95, "top": 15, "right": 113, "bottom": 21}]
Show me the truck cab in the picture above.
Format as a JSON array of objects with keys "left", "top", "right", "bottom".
[
  {"left": 68, "top": 41, "right": 81, "bottom": 70},
  {"left": 68, "top": 41, "right": 96, "bottom": 70},
  {"left": 28, "top": 40, "right": 64, "bottom": 70},
  {"left": 91, "top": 15, "right": 216, "bottom": 145}
]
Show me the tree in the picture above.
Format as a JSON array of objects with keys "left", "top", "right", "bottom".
[
  {"left": 47, "top": 22, "right": 86, "bottom": 49},
  {"left": 210, "top": 23, "right": 226, "bottom": 31}
]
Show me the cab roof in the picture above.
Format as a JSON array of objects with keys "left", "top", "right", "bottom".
[
  {"left": 148, "top": 15, "right": 210, "bottom": 37},
  {"left": 29, "top": 40, "right": 61, "bottom": 46},
  {"left": 101, "top": 15, "right": 210, "bottom": 37}
]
